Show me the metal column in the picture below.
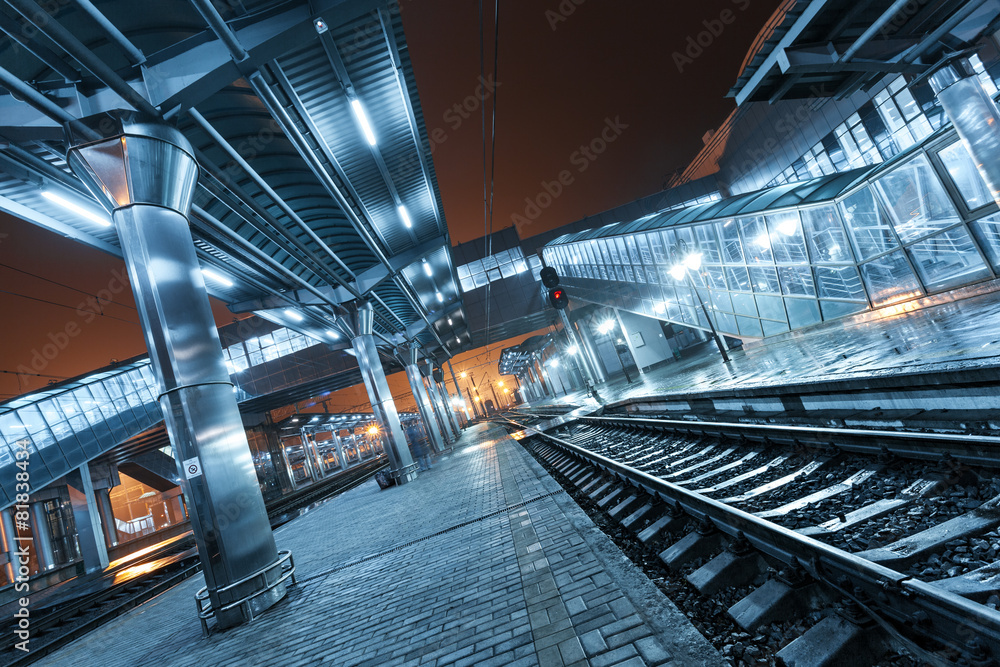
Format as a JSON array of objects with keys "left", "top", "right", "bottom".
[
  {"left": 434, "top": 369, "right": 462, "bottom": 436},
  {"left": 95, "top": 488, "right": 119, "bottom": 549},
  {"left": 67, "top": 462, "right": 109, "bottom": 573},
  {"left": 403, "top": 347, "right": 446, "bottom": 454},
  {"left": 29, "top": 502, "right": 55, "bottom": 572},
  {"left": 66, "top": 112, "right": 286, "bottom": 629},
  {"left": 423, "top": 364, "right": 457, "bottom": 441},
  {"left": 1, "top": 509, "right": 18, "bottom": 583},
  {"left": 280, "top": 443, "right": 297, "bottom": 489},
  {"left": 559, "top": 310, "right": 597, "bottom": 386},
  {"left": 332, "top": 432, "right": 349, "bottom": 470},
  {"left": 299, "top": 428, "right": 321, "bottom": 482},
  {"left": 575, "top": 317, "right": 608, "bottom": 383},
  {"left": 346, "top": 300, "right": 418, "bottom": 484},
  {"left": 446, "top": 361, "right": 469, "bottom": 426},
  {"left": 930, "top": 58, "right": 1000, "bottom": 207}
]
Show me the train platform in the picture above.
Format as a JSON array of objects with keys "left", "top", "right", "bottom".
[
  {"left": 536, "top": 285, "right": 1000, "bottom": 411},
  {"left": 35, "top": 422, "right": 723, "bottom": 667}
]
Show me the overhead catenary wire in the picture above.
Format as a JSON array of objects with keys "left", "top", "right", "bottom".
[{"left": 480, "top": 0, "right": 500, "bottom": 360}]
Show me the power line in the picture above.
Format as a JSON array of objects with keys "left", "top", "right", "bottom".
[
  {"left": 480, "top": 0, "right": 500, "bottom": 359},
  {"left": 0, "top": 287, "right": 140, "bottom": 326},
  {"left": 0, "top": 260, "right": 137, "bottom": 311}
]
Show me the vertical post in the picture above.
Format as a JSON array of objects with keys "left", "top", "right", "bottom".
[
  {"left": 687, "top": 273, "right": 729, "bottom": 363},
  {"left": 280, "top": 442, "right": 297, "bottom": 489},
  {"left": 346, "top": 300, "right": 418, "bottom": 485},
  {"left": 575, "top": 318, "right": 608, "bottom": 383},
  {"left": 332, "top": 431, "right": 349, "bottom": 469},
  {"left": 67, "top": 462, "right": 110, "bottom": 573},
  {"left": 424, "top": 363, "right": 459, "bottom": 440},
  {"left": 558, "top": 310, "right": 597, "bottom": 385},
  {"left": 1, "top": 509, "right": 18, "bottom": 583},
  {"left": 95, "top": 488, "right": 119, "bottom": 549},
  {"left": 403, "top": 347, "right": 446, "bottom": 453},
  {"left": 66, "top": 111, "right": 285, "bottom": 628},
  {"left": 930, "top": 58, "right": 1000, "bottom": 207},
  {"left": 299, "top": 428, "right": 319, "bottom": 483},
  {"left": 446, "top": 360, "right": 469, "bottom": 425},
  {"left": 435, "top": 370, "right": 462, "bottom": 435},
  {"left": 30, "top": 502, "right": 55, "bottom": 572}
]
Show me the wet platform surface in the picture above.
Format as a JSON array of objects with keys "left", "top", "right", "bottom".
[
  {"left": 536, "top": 287, "right": 1000, "bottom": 410},
  {"left": 36, "top": 423, "right": 722, "bottom": 667}
]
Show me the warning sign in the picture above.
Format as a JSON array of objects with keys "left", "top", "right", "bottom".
[{"left": 183, "top": 457, "right": 203, "bottom": 479}]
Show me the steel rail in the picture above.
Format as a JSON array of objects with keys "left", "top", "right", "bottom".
[
  {"left": 505, "top": 417, "right": 1000, "bottom": 660},
  {"left": 566, "top": 414, "right": 1000, "bottom": 469}
]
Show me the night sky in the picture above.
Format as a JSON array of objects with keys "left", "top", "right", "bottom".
[{"left": 0, "top": 0, "right": 782, "bottom": 406}]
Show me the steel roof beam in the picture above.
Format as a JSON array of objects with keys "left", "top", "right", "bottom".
[
  {"left": 70, "top": 0, "right": 145, "bottom": 66},
  {"left": 315, "top": 26, "right": 419, "bottom": 246},
  {"left": 0, "top": 10, "right": 81, "bottom": 83},
  {"left": 5, "top": 0, "right": 158, "bottom": 116},
  {"left": 188, "top": 0, "right": 248, "bottom": 62},
  {"left": 188, "top": 107, "right": 358, "bottom": 281},
  {"left": 377, "top": 7, "right": 446, "bottom": 239}
]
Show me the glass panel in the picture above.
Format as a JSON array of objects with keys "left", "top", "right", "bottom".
[
  {"left": 778, "top": 266, "right": 816, "bottom": 296},
  {"left": 815, "top": 266, "right": 866, "bottom": 301},
  {"left": 840, "top": 187, "right": 898, "bottom": 260},
  {"left": 785, "top": 298, "right": 822, "bottom": 329},
  {"left": 762, "top": 319, "right": 790, "bottom": 336},
  {"left": 648, "top": 232, "right": 667, "bottom": 264},
  {"left": 731, "top": 292, "right": 757, "bottom": 317},
  {"left": 624, "top": 236, "right": 641, "bottom": 264},
  {"left": 715, "top": 311, "right": 737, "bottom": 334},
  {"left": 938, "top": 141, "right": 993, "bottom": 211},
  {"left": 749, "top": 266, "right": 780, "bottom": 293},
  {"left": 711, "top": 290, "right": 732, "bottom": 312},
  {"left": 756, "top": 294, "right": 786, "bottom": 322},
  {"left": 820, "top": 300, "right": 868, "bottom": 319},
  {"left": 873, "top": 154, "right": 961, "bottom": 243},
  {"left": 694, "top": 224, "right": 721, "bottom": 263},
  {"left": 460, "top": 276, "right": 476, "bottom": 292},
  {"left": 704, "top": 266, "right": 727, "bottom": 290},
  {"left": 969, "top": 214, "right": 1000, "bottom": 271},
  {"left": 801, "top": 206, "right": 852, "bottom": 263},
  {"left": 906, "top": 227, "right": 990, "bottom": 291},
  {"left": 636, "top": 235, "right": 653, "bottom": 265},
  {"left": 859, "top": 251, "right": 922, "bottom": 306},
  {"left": 725, "top": 266, "right": 751, "bottom": 291},
  {"left": 739, "top": 216, "right": 772, "bottom": 263},
  {"left": 766, "top": 211, "right": 808, "bottom": 264},
  {"left": 736, "top": 316, "right": 763, "bottom": 338},
  {"left": 718, "top": 219, "right": 743, "bottom": 263}
]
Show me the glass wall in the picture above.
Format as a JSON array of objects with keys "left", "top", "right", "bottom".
[{"left": 544, "top": 137, "right": 999, "bottom": 339}]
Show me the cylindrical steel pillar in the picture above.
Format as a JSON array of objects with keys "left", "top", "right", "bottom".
[
  {"left": 66, "top": 112, "right": 285, "bottom": 629},
  {"left": 424, "top": 363, "right": 458, "bottom": 441},
  {"left": 404, "top": 348, "right": 446, "bottom": 454},
  {"left": 280, "top": 442, "right": 297, "bottom": 488},
  {"left": 434, "top": 370, "right": 462, "bottom": 436},
  {"left": 30, "top": 502, "right": 55, "bottom": 572},
  {"left": 446, "top": 361, "right": 469, "bottom": 426},
  {"left": 576, "top": 318, "right": 608, "bottom": 383},
  {"left": 347, "top": 301, "right": 418, "bottom": 484},
  {"left": 559, "top": 310, "right": 597, "bottom": 386},
  {"left": 95, "top": 487, "right": 119, "bottom": 549},
  {"left": 332, "top": 432, "right": 349, "bottom": 469},
  {"left": 1, "top": 509, "right": 18, "bottom": 583},
  {"left": 930, "top": 58, "right": 1000, "bottom": 207},
  {"left": 299, "top": 428, "right": 322, "bottom": 482}
]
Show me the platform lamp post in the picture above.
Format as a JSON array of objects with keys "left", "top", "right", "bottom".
[
  {"left": 65, "top": 111, "right": 287, "bottom": 630},
  {"left": 669, "top": 246, "right": 730, "bottom": 364}
]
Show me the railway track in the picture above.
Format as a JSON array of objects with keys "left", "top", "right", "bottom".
[
  {"left": 502, "top": 412, "right": 1000, "bottom": 666},
  {"left": 0, "top": 456, "right": 387, "bottom": 666}
]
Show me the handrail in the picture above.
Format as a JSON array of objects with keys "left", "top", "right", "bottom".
[{"left": 195, "top": 549, "right": 296, "bottom": 636}]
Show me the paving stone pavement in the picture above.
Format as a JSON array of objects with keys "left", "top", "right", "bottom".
[{"left": 33, "top": 423, "right": 723, "bottom": 667}]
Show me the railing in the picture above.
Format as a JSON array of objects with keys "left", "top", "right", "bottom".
[{"left": 194, "top": 549, "right": 296, "bottom": 636}]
